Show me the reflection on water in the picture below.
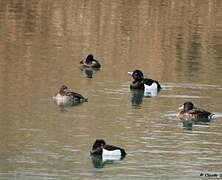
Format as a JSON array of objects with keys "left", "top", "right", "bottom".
[
  {"left": 131, "top": 90, "right": 144, "bottom": 106},
  {"left": 182, "top": 120, "right": 212, "bottom": 131},
  {"left": 80, "top": 67, "right": 100, "bottom": 79},
  {"left": 0, "top": 0, "right": 222, "bottom": 179},
  {"left": 91, "top": 155, "right": 126, "bottom": 169},
  {"left": 53, "top": 98, "right": 86, "bottom": 112},
  {"left": 131, "top": 89, "right": 160, "bottom": 107},
  {"left": 143, "top": 89, "right": 159, "bottom": 97}
]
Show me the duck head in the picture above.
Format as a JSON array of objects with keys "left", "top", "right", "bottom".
[
  {"left": 92, "top": 139, "right": 106, "bottom": 150},
  {"left": 59, "top": 85, "right": 69, "bottom": 95},
  {"left": 179, "top": 101, "right": 194, "bottom": 111},
  {"left": 128, "top": 69, "right": 144, "bottom": 81},
  {"left": 85, "top": 54, "right": 94, "bottom": 64},
  {"left": 90, "top": 139, "right": 106, "bottom": 156}
]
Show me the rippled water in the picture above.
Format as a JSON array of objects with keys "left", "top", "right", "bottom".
[{"left": 0, "top": 0, "right": 222, "bottom": 179}]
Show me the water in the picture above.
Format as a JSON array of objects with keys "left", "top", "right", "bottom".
[{"left": 0, "top": 0, "right": 222, "bottom": 179}]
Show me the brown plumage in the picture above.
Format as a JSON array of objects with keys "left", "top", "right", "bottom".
[
  {"left": 54, "top": 85, "right": 87, "bottom": 107},
  {"left": 178, "top": 102, "right": 213, "bottom": 122}
]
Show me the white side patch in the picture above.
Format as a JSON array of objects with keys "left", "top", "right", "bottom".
[
  {"left": 53, "top": 94, "right": 70, "bottom": 105},
  {"left": 103, "top": 149, "right": 121, "bottom": 156},
  {"left": 144, "top": 82, "right": 158, "bottom": 90},
  {"left": 144, "top": 83, "right": 158, "bottom": 96}
]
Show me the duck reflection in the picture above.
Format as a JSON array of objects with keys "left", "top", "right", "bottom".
[
  {"left": 91, "top": 155, "right": 126, "bottom": 168},
  {"left": 181, "top": 120, "right": 194, "bottom": 130},
  {"left": 131, "top": 89, "right": 159, "bottom": 106},
  {"left": 54, "top": 99, "right": 85, "bottom": 112},
  {"left": 80, "top": 66, "right": 100, "bottom": 78},
  {"left": 131, "top": 90, "right": 144, "bottom": 106},
  {"left": 181, "top": 119, "right": 212, "bottom": 130},
  {"left": 143, "top": 89, "right": 159, "bottom": 97}
]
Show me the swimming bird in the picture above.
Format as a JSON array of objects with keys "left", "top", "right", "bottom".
[
  {"left": 53, "top": 85, "right": 87, "bottom": 106},
  {"left": 178, "top": 101, "right": 213, "bottom": 122},
  {"left": 90, "top": 139, "right": 126, "bottom": 159},
  {"left": 80, "top": 54, "right": 101, "bottom": 69},
  {"left": 128, "top": 69, "right": 161, "bottom": 92}
]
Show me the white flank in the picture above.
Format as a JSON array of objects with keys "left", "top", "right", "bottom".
[
  {"left": 144, "top": 83, "right": 158, "bottom": 96},
  {"left": 53, "top": 94, "right": 70, "bottom": 106},
  {"left": 144, "top": 82, "right": 158, "bottom": 90},
  {"left": 103, "top": 148, "right": 121, "bottom": 156}
]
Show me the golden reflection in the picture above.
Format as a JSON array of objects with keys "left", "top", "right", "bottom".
[{"left": 0, "top": 0, "right": 222, "bottom": 177}]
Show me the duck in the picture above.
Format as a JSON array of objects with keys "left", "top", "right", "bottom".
[
  {"left": 178, "top": 101, "right": 213, "bottom": 122},
  {"left": 80, "top": 54, "right": 101, "bottom": 69},
  {"left": 90, "top": 139, "right": 126, "bottom": 159},
  {"left": 128, "top": 69, "right": 161, "bottom": 92},
  {"left": 53, "top": 85, "right": 87, "bottom": 106}
]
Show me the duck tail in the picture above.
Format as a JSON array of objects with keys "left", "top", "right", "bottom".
[
  {"left": 209, "top": 113, "right": 215, "bottom": 119},
  {"left": 120, "top": 148, "right": 127, "bottom": 157}
]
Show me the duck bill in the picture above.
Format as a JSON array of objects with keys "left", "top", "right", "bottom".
[
  {"left": 128, "top": 71, "right": 133, "bottom": 76},
  {"left": 178, "top": 105, "right": 184, "bottom": 110}
]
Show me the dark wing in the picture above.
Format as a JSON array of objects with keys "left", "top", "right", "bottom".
[
  {"left": 143, "top": 78, "right": 154, "bottom": 86},
  {"left": 66, "top": 91, "right": 87, "bottom": 101},
  {"left": 104, "top": 145, "right": 119, "bottom": 151},
  {"left": 189, "top": 108, "right": 212, "bottom": 119},
  {"left": 104, "top": 145, "right": 127, "bottom": 156}
]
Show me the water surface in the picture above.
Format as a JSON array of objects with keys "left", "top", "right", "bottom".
[{"left": 0, "top": 0, "right": 222, "bottom": 179}]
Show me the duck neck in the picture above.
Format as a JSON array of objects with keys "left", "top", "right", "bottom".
[{"left": 133, "top": 78, "right": 144, "bottom": 84}]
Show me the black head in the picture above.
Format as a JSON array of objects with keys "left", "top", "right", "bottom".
[
  {"left": 183, "top": 102, "right": 194, "bottom": 111},
  {"left": 92, "top": 139, "right": 106, "bottom": 150},
  {"left": 86, "top": 54, "right": 94, "bottom": 63},
  {"left": 132, "top": 70, "right": 144, "bottom": 81}
]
